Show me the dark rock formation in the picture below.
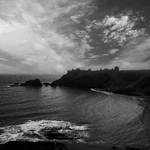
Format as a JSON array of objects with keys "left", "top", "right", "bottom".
[
  {"left": 43, "top": 131, "right": 74, "bottom": 140},
  {"left": 9, "top": 82, "right": 20, "bottom": 87},
  {"left": 51, "top": 69, "right": 150, "bottom": 97},
  {"left": 20, "top": 79, "right": 42, "bottom": 87},
  {"left": 115, "top": 75, "right": 150, "bottom": 96},
  {"left": 0, "top": 141, "right": 146, "bottom": 150},
  {"left": 126, "top": 147, "right": 140, "bottom": 150},
  {"left": 0, "top": 141, "right": 67, "bottom": 150}
]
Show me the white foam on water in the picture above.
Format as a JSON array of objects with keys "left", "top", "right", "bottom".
[
  {"left": 0, "top": 120, "right": 89, "bottom": 144},
  {"left": 91, "top": 89, "right": 113, "bottom": 95}
]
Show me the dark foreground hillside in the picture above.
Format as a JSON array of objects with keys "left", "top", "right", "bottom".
[
  {"left": 51, "top": 69, "right": 150, "bottom": 97},
  {"left": 0, "top": 141, "right": 148, "bottom": 150}
]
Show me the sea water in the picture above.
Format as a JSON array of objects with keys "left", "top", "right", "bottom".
[{"left": 0, "top": 75, "right": 149, "bottom": 148}]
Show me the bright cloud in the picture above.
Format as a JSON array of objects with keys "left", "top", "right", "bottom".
[
  {"left": 0, "top": 0, "right": 92, "bottom": 74},
  {"left": 107, "top": 37, "right": 150, "bottom": 69},
  {"left": 102, "top": 15, "right": 145, "bottom": 46},
  {"left": 109, "top": 49, "right": 119, "bottom": 55},
  {"left": 0, "top": 0, "right": 149, "bottom": 74}
]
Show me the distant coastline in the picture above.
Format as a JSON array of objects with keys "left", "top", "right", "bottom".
[{"left": 51, "top": 68, "right": 150, "bottom": 97}]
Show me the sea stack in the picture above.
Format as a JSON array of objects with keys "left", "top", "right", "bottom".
[{"left": 20, "top": 79, "right": 42, "bottom": 87}]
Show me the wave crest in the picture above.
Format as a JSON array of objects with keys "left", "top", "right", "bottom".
[{"left": 0, "top": 120, "right": 89, "bottom": 144}]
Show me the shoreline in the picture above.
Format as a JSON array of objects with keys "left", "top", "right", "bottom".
[
  {"left": 50, "top": 69, "right": 150, "bottom": 98},
  {"left": 90, "top": 88, "right": 150, "bottom": 99}
]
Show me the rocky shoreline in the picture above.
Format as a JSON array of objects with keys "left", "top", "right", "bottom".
[
  {"left": 50, "top": 69, "right": 150, "bottom": 97},
  {"left": 0, "top": 141, "right": 67, "bottom": 150},
  {"left": 9, "top": 79, "right": 51, "bottom": 87},
  {"left": 9, "top": 69, "right": 150, "bottom": 97}
]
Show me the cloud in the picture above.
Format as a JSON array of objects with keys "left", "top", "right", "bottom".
[
  {"left": 70, "top": 14, "right": 84, "bottom": 24},
  {"left": 0, "top": 0, "right": 149, "bottom": 74},
  {"left": 102, "top": 14, "right": 145, "bottom": 46},
  {"left": 107, "top": 37, "right": 150, "bottom": 69},
  {"left": 0, "top": 0, "right": 93, "bottom": 74},
  {"left": 109, "top": 49, "right": 119, "bottom": 55},
  {"left": 85, "top": 12, "right": 145, "bottom": 46},
  {"left": 0, "top": 57, "right": 7, "bottom": 61}
]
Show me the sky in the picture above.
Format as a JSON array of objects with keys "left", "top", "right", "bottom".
[{"left": 0, "top": 0, "right": 150, "bottom": 74}]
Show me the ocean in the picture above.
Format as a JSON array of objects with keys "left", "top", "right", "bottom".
[{"left": 0, "top": 74, "right": 150, "bottom": 148}]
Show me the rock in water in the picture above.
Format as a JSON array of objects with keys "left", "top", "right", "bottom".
[
  {"left": 20, "top": 79, "right": 42, "bottom": 87},
  {"left": 9, "top": 82, "right": 20, "bottom": 87}
]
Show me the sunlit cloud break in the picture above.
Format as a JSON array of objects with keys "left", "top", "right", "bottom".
[{"left": 0, "top": 0, "right": 149, "bottom": 74}]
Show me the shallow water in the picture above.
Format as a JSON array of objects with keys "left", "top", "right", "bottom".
[{"left": 0, "top": 75, "right": 150, "bottom": 147}]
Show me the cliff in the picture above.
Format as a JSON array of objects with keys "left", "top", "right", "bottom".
[{"left": 51, "top": 69, "right": 150, "bottom": 97}]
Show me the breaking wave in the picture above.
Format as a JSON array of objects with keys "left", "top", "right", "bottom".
[
  {"left": 90, "top": 89, "right": 113, "bottom": 95},
  {"left": 0, "top": 120, "right": 89, "bottom": 144}
]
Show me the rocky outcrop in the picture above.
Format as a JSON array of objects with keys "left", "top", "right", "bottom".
[
  {"left": 10, "top": 79, "right": 43, "bottom": 87},
  {"left": 0, "top": 141, "right": 67, "bottom": 150},
  {"left": 0, "top": 141, "right": 146, "bottom": 150},
  {"left": 20, "top": 79, "right": 42, "bottom": 87},
  {"left": 51, "top": 69, "right": 150, "bottom": 97},
  {"left": 9, "top": 82, "right": 20, "bottom": 87},
  {"left": 115, "top": 75, "right": 150, "bottom": 96}
]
